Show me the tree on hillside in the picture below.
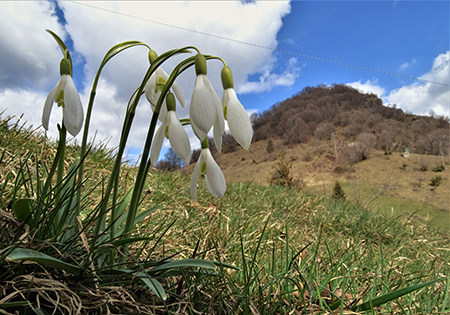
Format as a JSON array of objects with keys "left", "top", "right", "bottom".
[{"left": 156, "top": 148, "right": 184, "bottom": 171}]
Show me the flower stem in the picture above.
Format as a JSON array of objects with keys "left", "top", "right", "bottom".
[{"left": 54, "top": 123, "right": 67, "bottom": 227}]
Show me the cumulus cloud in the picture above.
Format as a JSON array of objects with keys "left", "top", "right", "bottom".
[
  {"left": 0, "top": 0, "right": 292, "bottom": 154},
  {"left": 346, "top": 52, "right": 449, "bottom": 117},
  {"left": 0, "top": 1, "right": 66, "bottom": 92},
  {"left": 386, "top": 51, "right": 450, "bottom": 116},
  {"left": 346, "top": 79, "right": 386, "bottom": 99}
]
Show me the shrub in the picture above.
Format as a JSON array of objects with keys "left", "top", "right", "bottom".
[
  {"left": 314, "top": 121, "right": 336, "bottom": 140},
  {"left": 430, "top": 175, "right": 442, "bottom": 187},
  {"left": 332, "top": 181, "right": 346, "bottom": 200},
  {"left": 432, "top": 164, "right": 445, "bottom": 172},
  {"left": 266, "top": 139, "right": 274, "bottom": 153},
  {"left": 268, "top": 154, "right": 298, "bottom": 189}
]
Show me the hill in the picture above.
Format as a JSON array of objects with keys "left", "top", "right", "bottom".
[{"left": 181, "top": 84, "right": 450, "bottom": 230}]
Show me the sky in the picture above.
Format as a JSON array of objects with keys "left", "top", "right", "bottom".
[{"left": 0, "top": 0, "right": 449, "bottom": 163}]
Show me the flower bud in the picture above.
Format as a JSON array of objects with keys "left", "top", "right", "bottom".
[
  {"left": 195, "top": 54, "right": 207, "bottom": 76},
  {"left": 221, "top": 66, "right": 234, "bottom": 90},
  {"left": 59, "top": 58, "right": 71, "bottom": 76},
  {"left": 166, "top": 92, "right": 176, "bottom": 111},
  {"left": 149, "top": 50, "right": 158, "bottom": 64}
]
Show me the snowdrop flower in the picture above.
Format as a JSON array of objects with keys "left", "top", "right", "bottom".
[
  {"left": 150, "top": 92, "right": 191, "bottom": 166},
  {"left": 42, "top": 57, "right": 83, "bottom": 137},
  {"left": 221, "top": 66, "right": 253, "bottom": 150},
  {"left": 145, "top": 51, "right": 184, "bottom": 121},
  {"left": 190, "top": 138, "right": 226, "bottom": 200},
  {"left": 190, "top": 54, "right": 224, "bottom": 152}
]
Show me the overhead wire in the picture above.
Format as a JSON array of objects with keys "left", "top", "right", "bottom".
[{"left": 69, "top": 0, "right": 448, "bottom": 87}]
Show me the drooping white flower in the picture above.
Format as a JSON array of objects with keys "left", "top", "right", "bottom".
[
  {"left": 190, "top": 142, "right": 226, "bottom": 200},
  {"left": 150, "top": 93, "right": 191, "bottom": 166},
  {"left": 222, "top": 89, "right": 252, "bottom": 150},
  {"left": 221, "top": 66, "right": 252, "bottom": 150},
  {"left": 42, "top": 58, "right": 83, "bottom": 137},
  {"left": 145, "top": 67, "right": 184, "bottom": 122},
  {"left": 189, "top": 54, "right": 224, "bottom": 152}
]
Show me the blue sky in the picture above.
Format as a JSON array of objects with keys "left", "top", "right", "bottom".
[{"left": 0, "top": 1, "right": 448, "bottom": 163}]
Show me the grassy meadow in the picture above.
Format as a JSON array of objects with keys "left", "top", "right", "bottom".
[
  {"left": 1, "top": 115, "right": 450, "bottom": 314},
  {"left": 200, "top": 137, "right": 450, "bottom": 231}
]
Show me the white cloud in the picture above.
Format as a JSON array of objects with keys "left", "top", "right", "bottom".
[
  {"left": 398, "top": 58, "right": 417, "bottom": 71},
  {"left": 346, "top": 79, "right": 386, "bottom": 99},
  {"left": 386, "top": 51, "right": 450, "bottom": 116},
  {"left": 0, "top": 0, "right": 291, "bottom": 154},
  {"left": 238, "top": 57, "right": 301, "bottom": 94}
]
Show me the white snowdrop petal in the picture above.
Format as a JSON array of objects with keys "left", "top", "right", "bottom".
[
  {"left": 42, "top": 82, "right": 59, "bottom": 130},
  {"left": 63, "top": 76, "right": 84, "bottom": 137},
  {"left": 150, "top": 122, "right": 166, "bottom": 166},
  {"left": 224, "top": 89, "right": 253, "bottom": 150},
  {"left": 190, "top": 152, "right": 206, "bottom": 200},
  {"left": 172, "top": 81, "right": 185, "bottom": 107},
  {"left": 204, "top": 150, "right": 226, "bottom": 198},
  {"left": 213, "top": 112, "right": 224, "bottom": 153},
  {"left": 167, "top": 112, "right": 191, "bottom": 165},
  {"left": 190, "top": 75, "right": 219, "bottom": 140}
]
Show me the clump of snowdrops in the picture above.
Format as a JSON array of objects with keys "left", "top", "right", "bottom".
[{"left": 2, "top": 30, "right": 252, "bottom": 301}]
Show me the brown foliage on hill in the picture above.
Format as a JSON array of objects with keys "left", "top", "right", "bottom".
[{"left": 249, "top": 84, "right": 449, "bottom": 156}]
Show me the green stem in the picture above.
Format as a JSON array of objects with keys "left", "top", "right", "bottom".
[
  {"left": 76, "top": 42, "right": 151, "bottom": 223},
  {"left": 118, "top": 50, "right": 204, "bottom": 263},
  {"left": 54, "top": 123, "right": 67, "bottom": 227}
]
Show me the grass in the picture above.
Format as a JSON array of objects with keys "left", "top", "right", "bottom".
[{"left": 1, "top": 114, "right": 449, "bottom": 314}]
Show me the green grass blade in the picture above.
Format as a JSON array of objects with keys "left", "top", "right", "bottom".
[{"left": 351, "top": 278, "right": 445, "bottom": 312}]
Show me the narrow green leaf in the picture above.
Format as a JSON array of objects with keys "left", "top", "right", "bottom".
[
  {"left": 46, "top": 29, "right": 68, "bottom": 54},
  {"left": 0, "top": 301, "right": 31, "bottom": 307},
  {"left": 351, "top": 278, "right": 445, "bottom": 312},
  {"left": 7, "top": 248, "right": 82, "bottom": 275},
  {"left": 111, "top": 187, "right": 135, "bottom": 228},
  {"left": 150, "top": 258, "right": 217, "bottom": 273},
  {"left": 135, "top": 271, "right": 167, "bottom": 300},
  {"left": 114, "top": 204, "right": 164, "bottom": 236},
  {"left": 45, "top": 29, "right": 72, "bottom": 76},
  {"left": 105, "top": 269, "right": 167, "bottom": 300},
  {"left": 210, "top": 260, "right": 241, "bottom": 271}
]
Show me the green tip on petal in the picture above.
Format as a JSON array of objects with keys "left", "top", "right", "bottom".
[
  {"left": 166, "top": 92, "right": 176, "bottom": 111},
  {"left": 149, "top": 50, "right": 158, "bottom": 64},
  {"left": 59, "top": 58, "right": 71, "bottom": 76},
  {"left": 201, "top": 162, "right": 207, "bottom": 174},
  {"left": 221, "top": 66, "right": 234, "bottom": 90},
  {"left": 195, "top": 54, "right": 207, "bottom": 76},
  {"left": 223, "top": 106, "right": 228, "bottom": 120}
]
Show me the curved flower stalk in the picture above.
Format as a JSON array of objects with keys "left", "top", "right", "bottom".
[
  {"left": 150, "top": 92, "right": 191, "bottom": 166},
  {"left": 190, "top": 138, "right": 226, "bottom": 200},
  {"left": 221, "top": 66, "right": 253, "bottom": 150},
  {"left": 145, "top": 51, "right": 185, "bottom": 121},
  {"left": 42, "top": 57, "right": 84, "bottom": 137},
  {"left": 190, "top": 54, "right": 224, "bottom": 152}
]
